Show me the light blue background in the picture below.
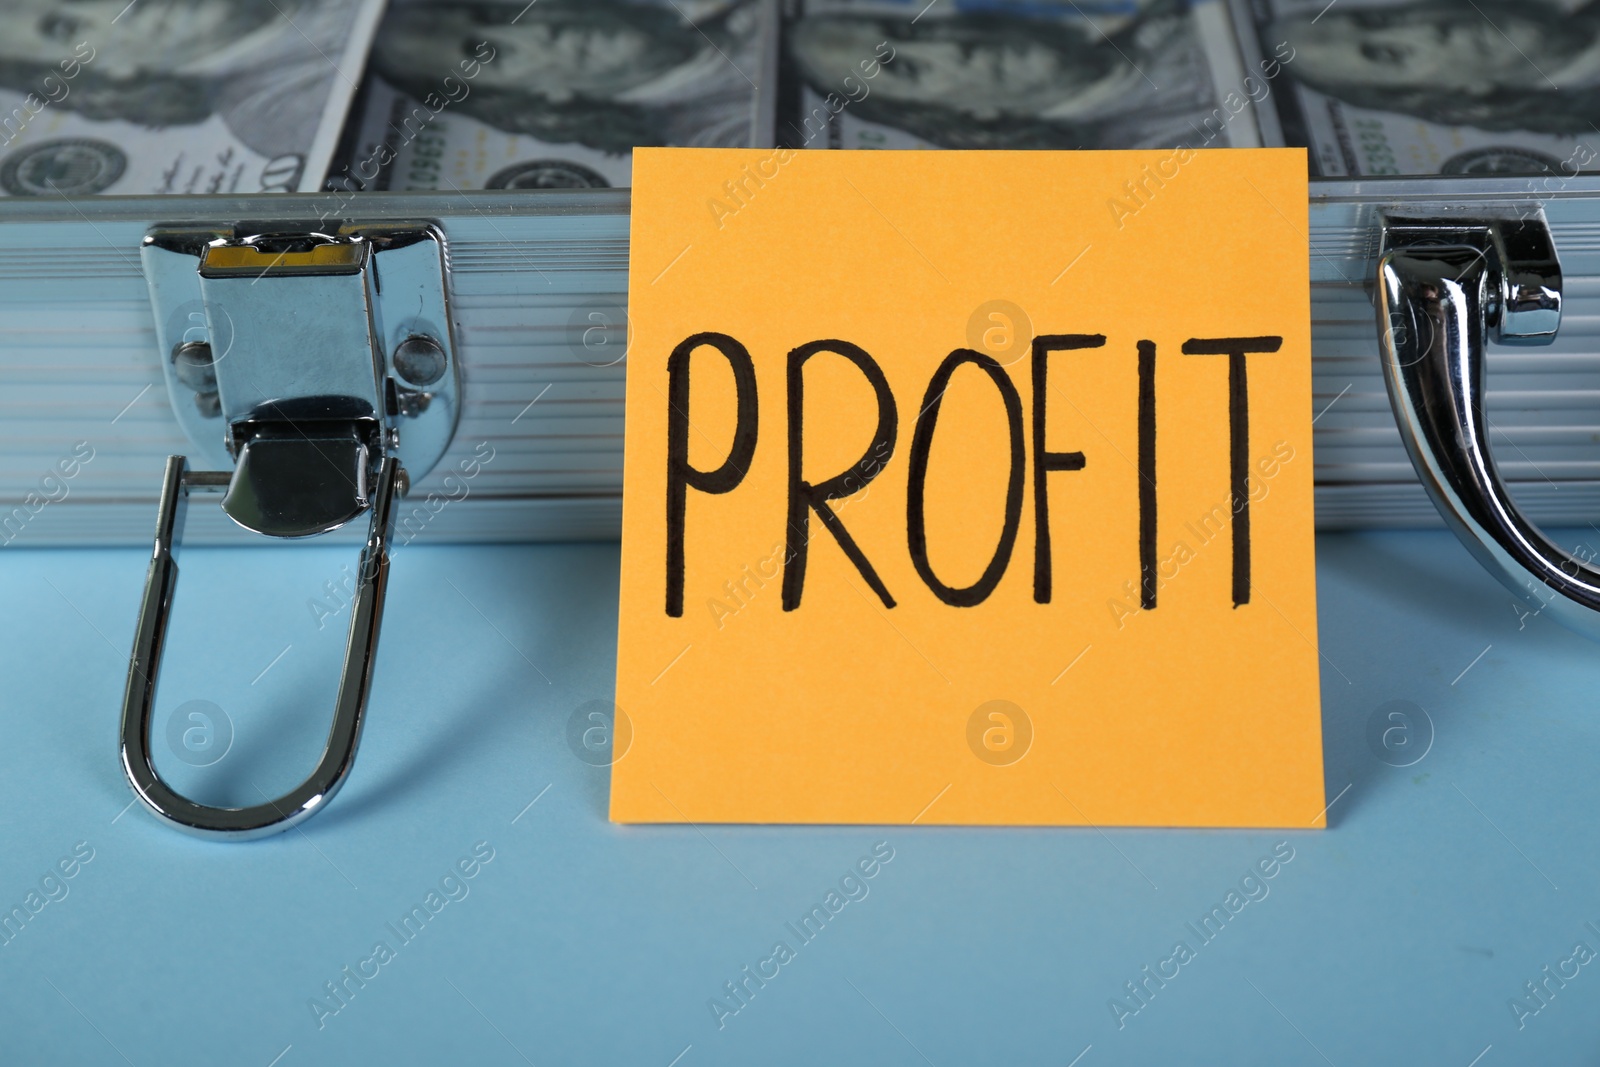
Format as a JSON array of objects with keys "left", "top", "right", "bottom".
[{"left": 0, "top": 530, "right": 1596, "bottom": 1065}]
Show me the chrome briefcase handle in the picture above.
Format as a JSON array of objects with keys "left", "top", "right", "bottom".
[{"left": 1376, "top": 212, "right": 1599, "bottom": 636}]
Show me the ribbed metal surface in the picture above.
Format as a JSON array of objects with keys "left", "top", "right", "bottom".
[
  {"left": 0, "top": 190, "right": 630, "bottom": 545},
  {"left": 2, "top": 178, "right": 1599, "bottom": 545}
]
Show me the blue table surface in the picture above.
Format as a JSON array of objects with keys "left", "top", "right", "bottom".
[{"left": 1, "top": 529, "right": 1597, "bottom": 1066}]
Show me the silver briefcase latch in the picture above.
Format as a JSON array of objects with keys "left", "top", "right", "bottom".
[
  {"left": 141, "top": 225, "right": 460, "bottom": 534},
  {"left": 121, "top": 224, "right": 461, "bottom": 840}
]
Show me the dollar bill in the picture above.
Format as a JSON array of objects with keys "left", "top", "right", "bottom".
[
  {"left": 326, "top": 0, "right": 780, "bottom": 193},
  {"left": 1237, "top": 0, "right": 1600, "bottom": 176},
  {"left": 0, "top": 0, "right": 385, "bottom": 197},
  {"left": 776, "top": 0, "right": 1260, "bottom": 151}
]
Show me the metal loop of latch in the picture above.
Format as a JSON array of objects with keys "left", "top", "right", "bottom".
[
  {"left": 1376, "top": 209, "right": 1600, "bottom": 639},
  {"left": 120, "top": 455, "right": 399, "bottom": 840},
  {"left": 122, "top": 222, "right": 460, "bottom": 839}
]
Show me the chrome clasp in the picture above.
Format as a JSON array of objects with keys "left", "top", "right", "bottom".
[{"left": 121, "top": 223, "right": 460, "bottom": 838}]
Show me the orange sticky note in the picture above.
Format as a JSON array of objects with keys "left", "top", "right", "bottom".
[{"left": 613, "top": 147, "right": 1324, "bottom": 828}]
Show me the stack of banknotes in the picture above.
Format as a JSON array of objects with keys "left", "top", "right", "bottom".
[{"left": 3, "top": 0, "right": 1595, "bottom": 196}]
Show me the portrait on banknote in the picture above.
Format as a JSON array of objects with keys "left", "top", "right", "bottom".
[
  {"left": 1275, "top": 1, "right": 1599, "bottom": 133},
  {"left": 1244, "top": 0, "right": 1600, "bottom": 174},
  {"left": 781, "top": 0, "right": 1242, "bottom": 150},
  {"left": 369, "top": 0, "right": 769, "bottom": 158},
  {"left": 0, "top": 0, "right": 381, "bottom": 195}
]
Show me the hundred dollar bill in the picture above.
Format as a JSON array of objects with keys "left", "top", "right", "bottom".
[
  {"left": 777, "top": 0, "right": 1260, "bottom": 151},
  {"left": 1237, "top": 0, "right": 1600, "bottom": 176},
  {"left": 0, "top": 0, "right": 385, "bottom": 197},
  {"left": 326, "top": 0, "right": 779, "bottom": 192}
]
